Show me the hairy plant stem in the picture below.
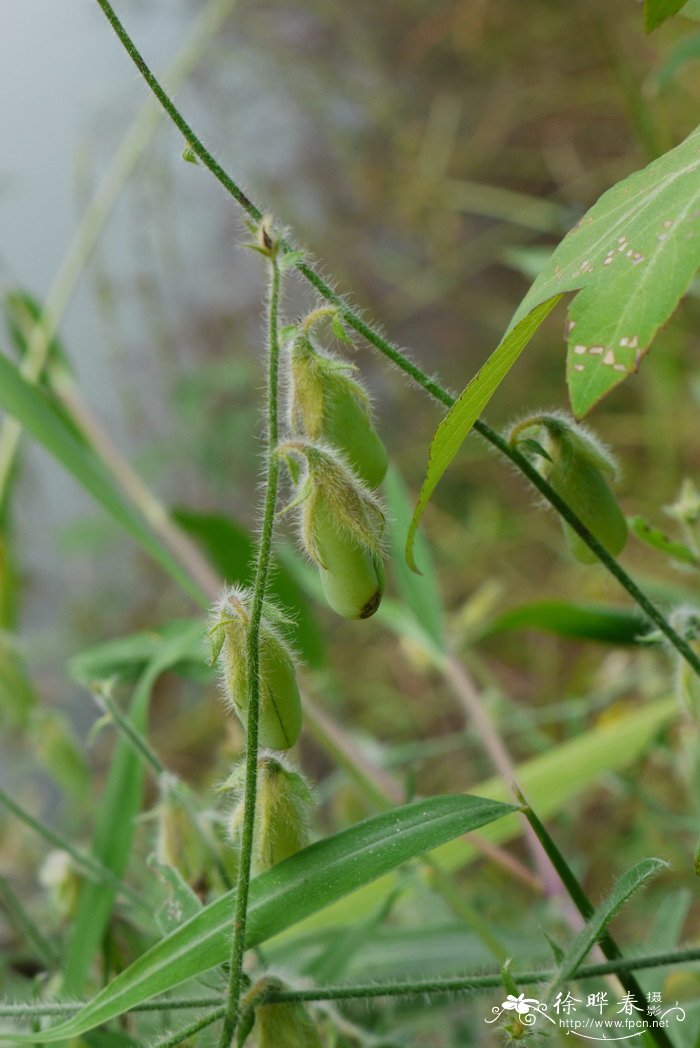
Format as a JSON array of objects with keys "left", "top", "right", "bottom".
[
  {"left": 218, "top": 248, "right": 283, "bottom": 1048},
  {"left": 4, "top": 946, "right": 698, "bottom": 1023},
  {"left": 92, "top": 0, "right": 700, "bottom": 681}
]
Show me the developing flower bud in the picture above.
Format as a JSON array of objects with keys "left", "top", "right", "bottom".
[
  {"left": 228, "top": 753, "right": 313, "bottom": 873},
  {"left": 278, "top": 440, "right": 385, "bottom": 619},
  {"left": 156, "top": 773, "right": 205, "bottom": 886},
  {"left": 289, "top": 329, "right": 388, "bottom": 488},
  {"left": 509, "top": 412, "right": 628, "bottom": 564},
  {"left": 209, "top": 588, "right": 302, "bottom": 751}
]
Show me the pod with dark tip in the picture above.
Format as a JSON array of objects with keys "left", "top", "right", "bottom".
[{"left": 313, "top": 502, "right": 384, "bottom": 619}]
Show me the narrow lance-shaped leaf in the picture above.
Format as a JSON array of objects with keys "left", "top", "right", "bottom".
[
  {"left": 0, "top": 795, "right": 516, "bottom": 1042},
  {"left": 62, "top": 628, "right": 203, "bottom": 993},
  {"left": 549, "top": 858, "right": 668, "bottom": 989},
  {"left": 405, "top": 295, "right": 562, "bottom": 571},
  {"left": 508, "top": 123, "right": 700, "bottom": 417},
  {"left": 0, "top": 350, "right": 205, "bottom": 605}
]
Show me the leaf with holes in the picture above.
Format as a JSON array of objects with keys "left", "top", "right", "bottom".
[{"left": 508, "top": 123, "right": 700, "bottom": 417}]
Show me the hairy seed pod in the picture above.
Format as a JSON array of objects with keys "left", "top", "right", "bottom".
[
  {"left": 314, "top": 501, "right": 385, "bottom": 619},
  {"left": 278, "top": 441, "right": 386, "bottom": 619},
  {"left": 548, "top": 440, "right": 628, "bottom": 564},
  {"left": 510, "top": 413, "right": 627, "bottom": 564},
  {"left": 290, "top": 333, "right": 388, "bottom": 488},
  {"left": 229, "top": 753, "right": 313, "bottom": 873},
  {"left": 211, "top": 589, "right": 302, "bottom": 751}
]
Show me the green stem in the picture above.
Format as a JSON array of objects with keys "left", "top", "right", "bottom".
[
  {"left": 520, "top": 799, "right": 676, "bottom": 1048},
  {"left": 0, "top": 873, "right": 59, "bottom": 967},
  {"left": 91, "top": 0, "right": 700, "bottom": 682},
  {"left": 93, "top": 687, "right": 232, "bottom": 890},
  {"left": 153, "top": 1007, "right": 225, "bottom": 1048},
  {"left": 218, "top": 245, "right": 283, "bottom": 1048},
  {"left": 2, "top": 946, "right": 698, "bottom": 1020}
]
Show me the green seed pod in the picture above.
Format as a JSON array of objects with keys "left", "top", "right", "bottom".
[
  {"left": 210, "top": 588, "right": 302, "bottom": 751},
  {"left": 228, "top": 753, "right": 314, "bottom": 872},
  {"left": 314, "top": 501, "right": 385, "bottom": 619},
  {"left": 278, "top": 440, "right": 385, "bottom": 619},
  {"left": 290, "top": 332, "right": 387, "bottom": 488},
  {"left": 510, "top": 413, "right": 627, "bottom": 564}
]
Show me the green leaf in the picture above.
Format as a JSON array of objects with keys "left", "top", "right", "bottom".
[
  {"left": 173, "top": 508, "right": 325, "bottom": 666},
  {"left": 551, "top": 858, "right": 667, "bottom": 986},
  {"left": 383, "top": 467, "right": 444, "bottom": 647},
  {"left": 405, "top": 295, "right": 562, "bottom": 570},
  {"left": 61, "top": 664, "right": 157, "bottom": 993},
  {"left": 4, "top": 795, "right": 516, "bottom": 1041},
  {"left": 279, "top": 697, "right": 675, "bottom": 942},
  {"left": 508, "top": 123, "right": 700, "bottom": 417},
  {"left": 0, "top": 350, "right": 205, "bottom": 605},
  {"left": 645, "top": 0, "right": 691, "bottom": 31},
  {"left": 62, "top": 628, "right": 206, "bottom": 993},
  {"left": 629, "top": 515, "right": 699, "bottom": 566},
  {"left": 69, "top": 618, "right": 207, "bottom": 687},
  {"left": 480, "top": 600, "right": 649, "bottom": 645}
]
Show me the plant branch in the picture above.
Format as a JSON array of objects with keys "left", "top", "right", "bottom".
[
  {"left": 2, "top": 946, "right": 698, "bottom": 1020},
  {"left": 92, "top": 0, "right": 700, "bottom": 681},
  {"left": 218, "top": 245, "right": 284, "bottom": 1047},
  {"left": 153, "top": 1008, "right": 225, "bottom": 1048}
]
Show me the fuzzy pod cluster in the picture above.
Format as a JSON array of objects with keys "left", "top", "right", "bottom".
[
  {"left": 510, "top": 413, "right": 628, "bottom": 564},
  {"left": 283, "top": 320, "right": 388, "bottom": 619},
  {"left": 210, "top": 587, "right": 302, "bottom": 751},
  {"left": 228, "top": 752, "right": 314, "bottom": 873}
]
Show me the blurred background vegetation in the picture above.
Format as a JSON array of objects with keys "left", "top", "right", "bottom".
[{"left": 1, "top": 1, "right": 700, "bottom": 1044}]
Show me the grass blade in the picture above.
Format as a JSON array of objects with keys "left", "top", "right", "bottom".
[
  {"left": 3, "top": 795, "right": 516, "bottom": 1041},
  {"left": 0, "top": 350, "right": 204, "bottom": 604}
]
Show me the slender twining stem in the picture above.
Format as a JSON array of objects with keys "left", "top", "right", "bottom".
[
  {"left": 154, "top": 1008, "right": 225, "bottom": 1048},
  {"left": 91, "top": 0, "right": 700, "bottom": 680},
  {"left": 218, "top": 245, "right": 283, "bottom": 1047},
  {"left": 2, "top": 945, "right": 698, "bottom": 1022},
  {"left": 521, "top": 798, "right": 675, "bottom": 1048}
]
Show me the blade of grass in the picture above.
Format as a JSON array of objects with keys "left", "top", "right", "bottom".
[
  {"left": 1, "top": 796, "right": 517, "bottom": 1042},
  {"left": 0, "top": 350, "right": 204, "bottom": 605},
  {"left": 62, "top": 628, "right": 203, "bottom": 994}
]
